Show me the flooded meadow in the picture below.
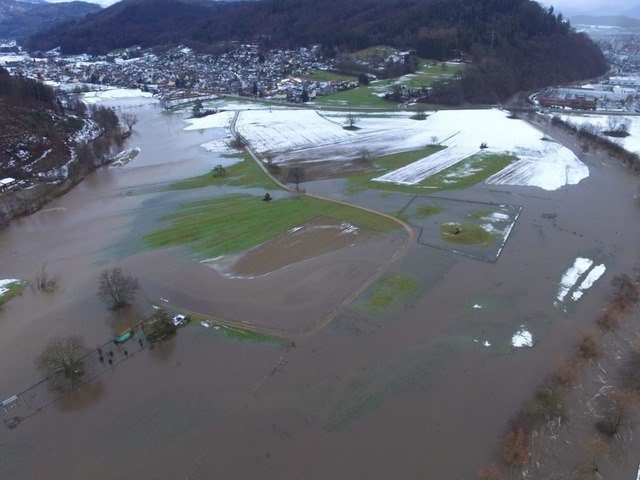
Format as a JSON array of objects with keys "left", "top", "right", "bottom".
[{"left": 1, "top": 98, "right": 639, "bottom": 479}]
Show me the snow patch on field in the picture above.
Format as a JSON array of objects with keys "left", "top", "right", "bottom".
[
  {"left": 82, "top": 88, "right": 153, "bottom": 103},
  {"left": 555, "top": 257, "right": 606, "bottom": 308},
  {"left": 557, "top": 257, "right": 594, "bottom": 302},
  {"left": 184, "top": 111, "right": 235, "bottom": 130},
  {"left": 572, "top": 264, "right": 606, "bottom": 301},
  {"left": 200, "top": 138, "right": 237, "bottom": 155},
  {"left": 560, "top": 113, "right": 640, "bottom": 154},
  {"left": 512, "top": 327, "right": 533, "bottom": 348}
]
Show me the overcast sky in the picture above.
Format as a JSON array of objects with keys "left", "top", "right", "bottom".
[{"left": 541, "top": 0, "right": 639, "bottom": 15}]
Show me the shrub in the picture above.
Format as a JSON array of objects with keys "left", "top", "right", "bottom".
[
  {"left": 555, "top": 356, "right": 582, "bottom": 385},
  {"left": 501, "top": 427, "right": 529, "bottom": 468},
  {"left": 596, "top": 310, "right": 619, "bottom": 331},
  {"left": 143, "top": 309, "right": 177, "bottom": 343},
  {"left": 576, "top": 331, "right": 602, "bottom": 360},
  {"left": 477, "top": 463, "right": 503, "bottom": 480}
]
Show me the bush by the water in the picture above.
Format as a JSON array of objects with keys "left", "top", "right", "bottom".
[{"left": 143, "top": 309, "right": 177, "bottom": 342}]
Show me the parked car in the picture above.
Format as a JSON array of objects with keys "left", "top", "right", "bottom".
[{"left": 171, "top": 314, "right": 190, "bottom": 326}]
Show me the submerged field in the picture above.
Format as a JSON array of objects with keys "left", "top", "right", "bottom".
[{"left": 2, "top": 94, "right": 639, "bottom": 480}]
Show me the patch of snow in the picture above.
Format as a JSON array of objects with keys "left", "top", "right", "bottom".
[
  {"left": 483, "top": 341, "right": 491, "bottom": 347},
  {"left": 184, "top": 111, "right": 235, "bottom": 130},
  {"left": 201, "top": 321, "right": 211, "bottom": 328},
  {"left": 571, "top": 264, "right": 606, "bottom": 301},
  {"left": 557, "top": 257, "right": 593, "bottom": 302},
  {"left": 512, "top": 327, "right": 533, "bottom": 348},
  {"left": 473, "top": 304, "right": 483, "bottom": 309}
]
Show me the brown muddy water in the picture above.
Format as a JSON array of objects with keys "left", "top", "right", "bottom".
[{"left": 1, "top": 102, "right": 640, "bottom": 479}]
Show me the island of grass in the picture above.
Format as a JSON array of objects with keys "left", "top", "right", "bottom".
[
  {"left": 201, "top": 321, "right": 289, "bottom": 345},
  {"left": 0, "top": 279, "right": 27, "bottom": 306},
  {"left": 144, "top": 193, "right": 404, "bottom": 258},
  {"left": 440, "top": 223, "right": 501, "bottom": 246}
]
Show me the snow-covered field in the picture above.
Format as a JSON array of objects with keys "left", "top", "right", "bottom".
[
  {"left": 82, "top": 88, "right": 154, "bottom": 104},
  {"left": 560, "top": 113, "right": 640, "bottom": 154},
  {"left": 186, "top": 107, "right": 589, "bottom": 191}
]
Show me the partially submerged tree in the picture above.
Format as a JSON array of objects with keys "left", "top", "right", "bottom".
[
  {"left": 36, "top": 336, "right": 90, "bottom": 392},
  {"left": 35, "top": 262, "right": 59, "bottom": 292},
  {"left": 98, "top": 268, "right": 140, "bottom": 311},
  {"left": 287, "top": 165, "right": 306, "bottom": 190},
  {"left": 120, "top": 113, "right": 139, "bottom": 131}
]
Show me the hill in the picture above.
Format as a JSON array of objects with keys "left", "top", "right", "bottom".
[
  {"left": 24, "top": 0, "right": 607, "bottom": 103},
  {"left": 570, "top": 15, "right": 640, "bottom": 29},
  {"left": 0, "top": 0, "right": 101, "bottom": 41}
]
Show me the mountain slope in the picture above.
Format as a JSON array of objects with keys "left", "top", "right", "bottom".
[{"left": 0, "top": 0, "right": 101, "bottom": 40}]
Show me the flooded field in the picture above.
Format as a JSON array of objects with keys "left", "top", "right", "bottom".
[{"left": 1, "top": 99, "right": 639, "bottom": 479}]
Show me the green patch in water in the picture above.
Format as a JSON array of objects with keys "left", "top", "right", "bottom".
[
  {"left": 441, "top": 223, "right": 501, "bottom": 246},
  {"left": 363, "top": 274, "right": 419, "bottom": 314},
  {"left": 0, "top": 280, "right": 27, "bottom": 306}
]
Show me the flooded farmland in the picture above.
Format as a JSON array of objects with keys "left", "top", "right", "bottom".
[{"left": 1, "top": 99, "right": 639, "bottom": 479}]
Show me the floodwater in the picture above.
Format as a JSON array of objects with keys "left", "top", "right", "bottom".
[{"left": 1, "top": 100, "right": 640, "bottom": 479}]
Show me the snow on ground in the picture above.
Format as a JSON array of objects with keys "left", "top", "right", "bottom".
[
  {"left": 82, "top": 88, "right": 154, "bottom": 106},
  {"left": 235, "top": 109, "right": 355, "bottom": 154},
  {"left": 555, "top": 257, "right": 606, "bottom": 307},
  {"left": 571, "top": 264, "right": 606, "bottom": 301},
  {"left": 512, "top": 327, "right": 533, "bottom": 348},
  {"left": 200, "top": 138, "right": 237, "bottom": 155},
  {"left": 376, "top": 109, "right": 588, "bottom": 190},
  {"left": 229, "top": 108, "right": 588, "bottom": 190},
  {"left": 560, "top": 113, "right": 640, "bottom": 154},
  {"left": 184, "top": 111, "right": 236, "bottom": 130},
  {"left": 557, "top": 257, "right": 594, "bottom": 302}
]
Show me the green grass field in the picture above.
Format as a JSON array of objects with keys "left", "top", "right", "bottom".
[
  {"left": 144, "top": 194, "right": 403, "bottom": 258},
  {"left": 169, "top": 155, "right": 278, "bottom": 191}
]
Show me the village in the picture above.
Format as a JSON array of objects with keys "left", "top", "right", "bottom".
[{"left": 0, "top": 41, "right": 362, "bottom": 103}]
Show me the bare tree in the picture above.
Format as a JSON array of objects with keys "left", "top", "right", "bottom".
[
  {"left": 98, "top": 268, "right": 140, "bottom": 311},
  {"left": 35, "top": 262, "right": 59, "bottom": 292},
  {"left": 121, "top": 113, "right": 139, "bottom": 132},
  {"left": 345, "top": 111, "right": 359, "bottom": 129},
  {"left": 287, "top": 165, "right": 306, "bottom": 190},
  {"left": 36, "top": 336, "right": 90, "bottom": 392}
]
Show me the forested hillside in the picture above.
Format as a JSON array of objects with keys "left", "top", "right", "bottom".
[
  {"left": 0, "top": 0, "right": 100, "bottom": 40},
  {"left": 24, "top": 0, "right": 607, "bottom": 104}
]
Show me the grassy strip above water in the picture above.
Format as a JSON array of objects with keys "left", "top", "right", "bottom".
[
  {"left": 441, "top": 223, "right": 501, "bottom": 246},
  {"left": 169, "top": 155, "right": 277, "bottom": 191},
  {"left": 0, "top": 280, "right": 27, "bottom": 306},
  {"left": 348, "top": 151, "right": 516, "bottom": 194},
  {"left": 144, "top": 194, "right": 402, "bottom": 258}
]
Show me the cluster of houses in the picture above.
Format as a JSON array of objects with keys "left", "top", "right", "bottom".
[
  {"left": 1, "top": 43, "right": 359, "bottom": 104},
  {"left": 535, "top": 76, "right": 638, "bottom": 111}
]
